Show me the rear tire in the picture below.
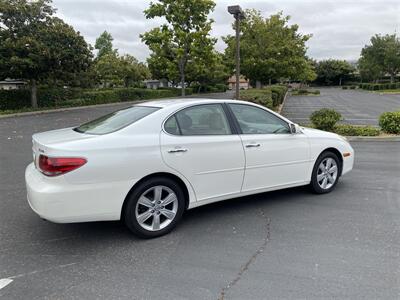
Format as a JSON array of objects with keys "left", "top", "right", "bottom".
[
  {"left": 124, "top": 177, "right": 185, "bottom": 238},
  {"left": 310, "top": 151, "right": 341, "bottom": 194}
]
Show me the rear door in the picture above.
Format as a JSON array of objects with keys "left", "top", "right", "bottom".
[
  {"left": 160, "top": 103, "right": 245, "bottom": 201},
  {"left": 228, "top": 103, "right": 310, "bottom": 192}
]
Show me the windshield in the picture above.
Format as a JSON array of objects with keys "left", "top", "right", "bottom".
[{"left": 74, "top": 106, "right": 160, "bottom": 135}]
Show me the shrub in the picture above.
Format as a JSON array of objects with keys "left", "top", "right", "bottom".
[
  {"left": 310, "top": 108, "right": 342, "bottom": 131},
  {"left": 292, "top": 88, "right": 320, "bottom": 95},
  {"left": 239, "top": 89, "right": 274, "bottom": 109},
  {"left": 334, "top": 124, "right": 380, "bottom": 136},
  {"left": 297, "top": 89, "right": 309, "bottom": 95},
  {"left": 189, "top": 84, "right": 226, "bottom": 94},
  {"left": 342, "top": 86, "right": 348, "bottom": 89},
  {"left": 215, "top": 84, "right": 227, "bottom": 92},
  {"left": 0, "top": 89, "right": 31, "bottom": 110},
  {"left": 271, "top": 92, "right": 279, "bottom": 107},
  {"left": 269, "top": 85, "right": 288, "bottom": 106},
  {"left": 379, "top": 111, "right": 400, "bottom": 134},
  {"left": 349, "top": 86, "right": 356, "bottom": 89}
]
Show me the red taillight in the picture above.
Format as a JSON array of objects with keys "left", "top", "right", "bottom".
[{"left": 38, "top": 155, "right": 87, "bottom": 176}]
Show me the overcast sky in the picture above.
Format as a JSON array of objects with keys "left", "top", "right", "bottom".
[{"left": 53, "top": 0, "right": 400, "bottom": 62}]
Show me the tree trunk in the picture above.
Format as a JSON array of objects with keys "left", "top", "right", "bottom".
[
  {"left": 178, "top": 57, "right": 186, "bottom": 97},
  {"left": 390, "top": 73, "right": 394, "bottom": 83},
  {"left": 31, "top": 79, "right": 38, "bottom": 109},
  {"left": 339, "top": 77, "right": 342, "bottom": 86},
  {"left": 181, "top": 71, "right": 185, "bottom": 97}
]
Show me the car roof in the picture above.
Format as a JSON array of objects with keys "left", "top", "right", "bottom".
[{"left": 135, "top": 98, "right": 250, "bottom": 108}]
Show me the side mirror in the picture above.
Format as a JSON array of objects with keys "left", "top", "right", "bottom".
[{"left": 289, "top": 123, "right": 301, "bottom": 134}]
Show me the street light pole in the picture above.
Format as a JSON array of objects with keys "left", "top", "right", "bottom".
[
  {"left": 235, "top": 15, "right": 240, "bottom": 100},
  {"left": 228, "top": 5, "right": 245, "bottom": 100}
]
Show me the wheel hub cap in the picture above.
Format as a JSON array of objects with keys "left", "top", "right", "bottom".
[
  {"left": 317, "top": 157, "right": 338, "bottom": 190},
  {"left": 135, "top": 185, "right": 178, "bottom": 232}
]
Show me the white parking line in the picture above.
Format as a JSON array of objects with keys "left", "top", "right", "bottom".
[
  {"left": 0, "top": 278, "right": 13, "bottom": 290},
  {"left": 0, "top": 263, "right": 76, "bottom": 291}
]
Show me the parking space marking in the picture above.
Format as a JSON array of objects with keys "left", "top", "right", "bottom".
[
  {"left": 0, "top": 263, "right": 77, "bottom": 291},
  {"left": 0, "top": 278, "right": 13, "bottom": 290}
]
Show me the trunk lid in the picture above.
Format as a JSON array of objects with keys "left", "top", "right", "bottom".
[{"left": 32, "top": 128, "right": 97, "bottom": 166}]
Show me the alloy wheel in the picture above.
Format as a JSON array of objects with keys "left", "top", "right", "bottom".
[
  {"left": 135, "top": 185, "right": 178, "bottom": 231},
  {"left": 317, "top": 157, "right": 338, "bottom": 190}
]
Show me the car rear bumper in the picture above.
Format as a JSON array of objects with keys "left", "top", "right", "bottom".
[{"left": 25, "top": 163, "right": 134, "bottom": 223}]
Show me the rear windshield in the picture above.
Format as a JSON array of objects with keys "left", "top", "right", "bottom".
[{"left": 74, "top": 106, "right": 160, "bottom": 135}]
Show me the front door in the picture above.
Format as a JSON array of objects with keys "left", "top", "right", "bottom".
[
  {"left": 228, "top": 103, "right": 310, "bottom": 192},
  {"left": 160, "top": 103, "right": 245, "bottom": 201}
]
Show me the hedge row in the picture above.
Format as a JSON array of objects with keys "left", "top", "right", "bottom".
[
  {"left": 190, "top": 84, "right": 227, "bottom": 93},
  {"left": 0, "top": 87, "right": 190, "bottom": 111},
  {"left": 359, "top": 82, "right": 400, "bottom": 90},
  {"left": 239, "top": 86, "right": 288, "bottom": 110},
  {"left": 292, "top": 89, "right": 320, "bottom": 95},
  {"left": 342, "top": 86, "right": 357, "bottom": 90},
  {"left": 334, "top": 124, "right": 380, "bottom": 136}
]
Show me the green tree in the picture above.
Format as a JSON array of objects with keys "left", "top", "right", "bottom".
[
  {"left": 358, "top": 57, "right": 382, "bottom": 83},
  {"left": 141, "top": 0, "right": 216, "bottom": 96},
  {"left": 359, "top": 34, "right": 400, "bottom": 83},
  {"left": 0, "top": 0, "right": 92, "bottom": 108},
  {"left": 95, "top": 31, "right": 117, "bottom": 58},
  {"left": 93, "top": 31, "right": 150, "bottom": 87},
  {"left": 93, "top": 53, "right": 151, "bottom": 88},
  {"left": 223, "top": 11, "right": 314, "bottom": 85},
  {"left": 314, "top": 59, "right": 355, "bottom": 85},
  {"left": 296, "top": 58, "right": 317, "bottom": 85},
  {"left": 92, "top": 53, "right": 123, "bottom": 87},
  {"left": 119, "top": 54, "right": 151, "bottom": 87},
  {"left": 187, "top": 51, "right": 230, "bottom": 90}
]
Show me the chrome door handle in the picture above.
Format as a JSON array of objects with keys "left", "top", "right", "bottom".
[
  {"left": 245, "top": 143, "right": 261, "bottom": 148},
  {"left": 168, "top": 148, "right": 188, "bottom": 153}
]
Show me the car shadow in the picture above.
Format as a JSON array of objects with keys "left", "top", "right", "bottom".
[
  {"left": 20, "top": 184, "right": 321, "bottom": 250},
  {"left": 184, "top": 185, "right": 312, "bottom": 219}
]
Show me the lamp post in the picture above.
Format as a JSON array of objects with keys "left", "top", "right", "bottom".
[{"left": 228, "top": 5, "right": 245, "bottom": 100}]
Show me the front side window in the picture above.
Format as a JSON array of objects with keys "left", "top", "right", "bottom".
[
  {"left": 75, "top": 106, "right": 159, "bottom": 135},
  {"left": 165, "top": 104, "right": 231, "bottom": 136},
  {"left": 229, "top": 104, "right": 290, "bottom": 134}
]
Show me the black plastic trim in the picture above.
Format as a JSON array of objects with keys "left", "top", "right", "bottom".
[{"left": 223, "top": 103, "right": 242, "bottom": 134}]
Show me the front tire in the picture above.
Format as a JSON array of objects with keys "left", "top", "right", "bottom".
[
  {"left": 124, "top": 177, "right": 185, "bottom": 238},
  {"left": 310, "top": 151, "right": 340, "bottom": 194}
]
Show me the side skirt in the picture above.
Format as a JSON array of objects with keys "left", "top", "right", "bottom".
[{"left": 187, "top": 181, "right": 310, "bottom": 210}]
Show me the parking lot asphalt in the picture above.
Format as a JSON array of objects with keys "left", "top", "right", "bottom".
[
  {"left": 0, "top": 103, "right": 399, "bottom": 299},
  {"left": 281, "top": 88, "right": 400, "bottom": 126}
]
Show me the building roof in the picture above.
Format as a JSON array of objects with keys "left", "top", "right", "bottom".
[
  {"left": 227, "top": 75, "right": 249, "bottom": 83},
  {"left": 0, "top": 79, "right": 26, "bottom": 84}
]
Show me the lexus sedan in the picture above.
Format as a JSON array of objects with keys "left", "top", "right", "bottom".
[{"left": 25, "top": 99, "right": 354, "bottom": 238}]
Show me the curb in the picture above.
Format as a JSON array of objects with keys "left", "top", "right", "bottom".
[
  {"left": 277, "top": 90, "right": 289, "bottom": 114},
  {"left": 346, "top": 136, "right": 400, "bottom": 142}
]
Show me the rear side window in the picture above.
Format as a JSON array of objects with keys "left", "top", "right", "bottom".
[
  {"left": 75, "top": 106, "right": 159, "bottom": 135},
  {"left": 165, "top": 104, "right": 231, "bottom": 136},
  {"left": 164, "top": 116, "right": 180, "bottom": 135}
]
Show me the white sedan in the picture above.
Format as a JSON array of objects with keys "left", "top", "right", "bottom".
[{"left": 25, "top": 99, "right": 354, "bottom": 238}]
